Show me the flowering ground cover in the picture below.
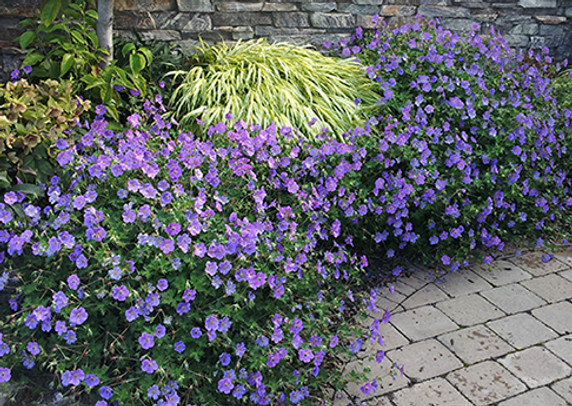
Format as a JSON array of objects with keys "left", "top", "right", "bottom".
[{"left": 1, "top": 14, "right": 572, "bottom": 406}]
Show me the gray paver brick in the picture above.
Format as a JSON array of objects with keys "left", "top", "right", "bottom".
[
  {"left": 498, "top": 387, "right": 568, "bottom": 406},
  {"left": 438, "top": 325, "right": 514, "bottom": 364},
  {"left": 473, "top": 259, "right": 532, "bottom": 286},
  {"left": 401, "top": 283, "right": 449, "bottom": 309},
  {"left": 446, "top": 361, "right": 526, "bottom": 406},
  {"left": 390, "top": 306, "right": 458, "bottom": 341},
  {"left": 551, "top": 377, "right": 572, "bottom": 404},
  {"left": 510, "top": 250, "right": 570, "bottom": 276},
  {"left": 342, "top": 357, "right": 409, "bottom": 399},
  {"left": 486, "top": 313, "right": 558, "bottom": 349},
  {"left": 553, "top": 247, "right": 572, "bottom": 268},
  {"left": 561, "top": 269, "right": 572, "bottom": 283},
  {"left": 434, "top": 269, "right": 493, "bottom": 297},
  {"left": 545, "top": 335, "right": 572, "bottom": 366},
  {"left": 520, "top": 274, "right": 572, "bottom": 303},
  {"left": 360, "top": 323, "right": 409, "bottom": 359},
  {"left": 391, "top": 377, "right": 472, "bottom": 406},
  {"left": 435, "top": 294, "right": 505, "bottom": 326},
  {"left": 499, "top": 347, "right": 571, "bottom": 388},
  {"left": 480, "top": 284, "right": 546, "bottom": 314},
  {"left": 531, "top": 301, "right": 572, "bottom": 334},
  {"left": 386, "top": 339, "right": 463, "bottom": 381}
]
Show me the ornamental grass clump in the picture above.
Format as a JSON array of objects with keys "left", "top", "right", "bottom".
[
  {"left": 327, "top": 17, "right": 572, "bottom": 273},
  {"left": 0, "top": 102, "right": 388, "bottom": 405},
  {"left": 168, "top": 39, "right": 380, "bottom": 141}
]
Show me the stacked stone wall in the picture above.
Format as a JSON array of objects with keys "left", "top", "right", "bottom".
[{"left": 0, "top": 0, "right": 571, "bottom": 79}]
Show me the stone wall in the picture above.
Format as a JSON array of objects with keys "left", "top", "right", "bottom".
[{"left": 1, "top": 0, "right": 571, "bottom": 80}]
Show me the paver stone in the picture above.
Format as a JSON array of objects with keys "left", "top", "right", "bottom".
[
  {"left": 434, "top": 269, "right": 493, "bottom": 297},
  {"left": 545, "top": 334, "right": 572, "bottom": 366},
  {"left": 510, "top": 250, "right": 569, "bottom": 276},
  {"left": 553, "top": 247, "right": 572, "bottom": 267},
  {"left": 474, "top": 259, "right": 532, "bottom": 286},
  {"left": 386, "top": 339, "right": 463, "bottom": 381},
  {"left": 561, "top": 269, "right": 572, "bottom": 283},
  {"left": 438, "top": 325, "right": 514, "bottom": 364},
  {"left": 391, "top": 377, "right": 472, "bottom": 405},
  {"left": 480, "top": 284, "right": 546, "bottom": 314},
  {"left": 486, "top": 313, "right": 558, "bottom": 349},
  {"left": 341, "top": 357, "right": 409, "bottom": 399},
  {"left": 390, "top": 306, "right": 458, "bottom": 341},
  {"left": 532, "top": 301, "right": 572, "bottom": 334},
  {"left": 499, "top": 347, "right": 571, "bottom": 388},
  {"left": 435, "top": 294, "right": 505, "bottom": 326},
  {"left": 401, "top": 283, "right": 449, "bottom": 309},
  {"left": 447, "top": 361, "right": 526, "bottom": 405},
  {"left": 520, "top": 274, "right": 572, "bottom": 303},
  {"left": 498, "top": 387, "right": 568, "bottom": 406},
  {"left": 551, "top": 377, "right": 572, "bottom": 404}
]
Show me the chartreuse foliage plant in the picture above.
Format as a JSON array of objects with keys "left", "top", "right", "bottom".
[
  {"left": 0, "top": 103, "right": 388, "bottom": 405},
  {"left": 168, "top": 39, "right": 380, "bottom": 140},
  {"left": 0, "top": 75, "right": 90, "bottom": 189},
  {"left": 328, "top": 17, "right": 571, "bottom": 272}
]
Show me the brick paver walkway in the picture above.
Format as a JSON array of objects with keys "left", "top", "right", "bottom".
[{"left": 334, "top": 247, "right": 572, "bottom": 406}]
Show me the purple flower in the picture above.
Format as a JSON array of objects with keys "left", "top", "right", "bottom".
[
  {"left": 85, "top": 374, "right": 100, "bottom": 387},
  {"left": 95, "top": 105, "right": 107, "bottom": 116},
  {"left": 174, "top": 341, "right": 185, "bottom": 353},
  {"left": 298, "top": 349, "right": 314, "bottom": 363},
  {"left": 157, "top": 278, "right": 169, "bottom": 291},
  {"left": 138, "top": 332, "right": 155, "bottom": 350},
  {"left": 141, "top": 358, "right": 158, "bottom": 374},
  {"left": 61, "top": 369, "right": 84, "bottom": 387},
  {"left": 26, "top": 342, "right": 40, "bottom": 355},
  {"left": 0, "top": 367, "right": 10, "bottom": 383},
  {"left": 190, "top": 327, "right": 202, "bottom": 338},
  {"left": 69, "top": 307, "right": 88, "bottom": 325},
  {"left": 219, "top": 352, "right": 231, "bottom": 366},
  {"left": 99, "top": 386, "right": 113, "bottom": 400},
  {"left": 205, "top": 315, "right": 219, "bottom": 332},
  {"left": 112, "top": 285, "right": 130, "bottom": 301},
  {"left": 218, "top": 378, "right": 234, "bottom": 394}
]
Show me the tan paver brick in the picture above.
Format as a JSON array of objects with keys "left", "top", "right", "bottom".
[
  {"left": 498, "top": 387, "right": 568, "bottom": 406},
  {"left": 486, "top": 313, "right": 558, "bottom": 349},
  {"left": 499, "top": 347, "right": 571, "bottom": 388},
  {"left": 532, "top": 301, "right": 572, "bottom": 334},
  {"left": 438, "top": 325, "right": 514, "bottom": 364},
  {"left": 390, "top": 306, "right": 458, "bottom": 341},
  {"left": 520, "top": 274, "right": 572, "bottom": 303},
  {"left": 545, "top": 334, "right": 572, "bottom": 366},
  {"left": 473, "top": 259, "right": 532, "bottom": 286},
  {"left": 434, "top": 269, "right": 493, "bottom": 297},
  {"left": 342, "top": 357, "right": 409, "bottom": 399},
  {"left": 386, "top": 339, "right": 463, "bottom": 381},
  {"left": 360, "top": 323, "right": 409, "bottom": 358},
  {"left": 391, "top": 377, "right": 472, "bottom": 406},
  {"left": 553, "top": 247, "right": 572, "bottom": 268},
  {"left": 435, "top": 294, "right": 505, "bottom": 326},
  {"left": 510, "top": 250, "right": 570, "bottom": 276},
  {"left": 401, "top": 283, "right": 449, "bottom": 309},
  {"left": 551, "top": 377, "right": 572, "bottom": 404},
  {"left": 480, "top": 284, "right": 546, "bottom": 314},
  {"left": 561, "top": 269, "right": 572, "bottom": 283},
  {"left": 446, "top": 361, "right": 526, "bottom": 405}
]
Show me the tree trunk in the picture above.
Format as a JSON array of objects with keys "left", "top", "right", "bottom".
[{"left": 97, "top": 0, "right": 114, "bottom": 69}]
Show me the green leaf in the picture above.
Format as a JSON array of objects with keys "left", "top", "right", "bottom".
[
  {"left": 40, "top": 0, "right": 62, "bottom": 26},
  {"left": 60, "top": 53, "right": 74, "bottom": 76},
  {"left": 85, "top": 9, "right": 98, "bottom": 20},
  {"left": 130, "top": 52, "right": 146, "bottom": 74},
  {"left": 139, "top": 47, "right": 154, "bottom": 65},
  {"left": 122, "top": 43, "right": 136, "bottom": 57},
  {"left": 11, "top": 183, "right": 45, "bottom": 197},
  {"left": 18, "top": 32, "right": 36, "bottom": 50}
]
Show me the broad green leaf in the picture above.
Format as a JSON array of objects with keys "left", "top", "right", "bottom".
[
  {"left": 11, "top": 183, "right": 44, "bottom": 197},
  {"left": 122, "top": 43, "right": 136, "bottom": 57},
  {"left": 18, "top": 32, "right": 36, "bottom": 50},
  {"left": 60, "top": 53, "right": 74, "bottom": 76},
  {"left": 130, "top": 52, "right": 146, "bottom": 74},
  {"left": 40, "top": 0, "right": 61, "bottom": 26}
]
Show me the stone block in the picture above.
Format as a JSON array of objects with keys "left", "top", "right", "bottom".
[
  {"left": 217, "top": 2, "right": 263, "bottom": 12},
  {"left": 439, "top": 17, "right": 480, "bottom": 32},
  {"left": 561, "top": 269, "right": 572, "bottom": 283},
  {"left": 545, "top": 334, "right": 572, "bottom": 367},
  {"left": 310, "top": 12, "right": 355, "bottom": 29},
  {"left": 273, "top": 12, "right": 310, "bottom": 28},
  {"left": 480, "top": 284, "right": 546, "bottom": 314},
  {"left": 447, "top": 361, "right": 526, "bottom": 405},
  {"left": 337, "top": 4, "right": 380, "bottom": 14},
  {"left": 508, "top": 22, "right": 539, "bottom": 35},
  {"left": 115, "top": 11, "right": 156, "bottom": 30},
  {"left": 262, "top": 3, "right": 298, "bottom": 11},
  {"left": 552, "top": 377, "right": 572, "bottom": 403},
  {"left": 254, "top": 26, "right": 300, "bottom": 37},
  {"left": 357, "top": 14, "right": 380, "bottom": 28},
  {"left": 0, "top": 0, "right": 40, "bottom": 17},
  {"left": 535, "top": 15, "right": 567, "bottom": 24},
  {"left": 354, "top": 0, "right": 382, "bottom": 4},
  {"left": 438, "top": 325, "right": 514, "bottom": 364},
  {"left": 554, "top": 247, "right": 572, "bottom": 267},
  {"left": 401, "top": 284, "right": 449, "bottom": 309},
  {"left": 390, "top": 305, "right": 458, "bottom": 341},
  {"left": 219, "top": 26, "right": 254, "bottom": 40},
  {"left": 342, "top": 357, "right": 410, "bottom": 399},
  {"left": 387, "top": 339, "right": 463, "bottom": 381},
  {"left": 392, "top": 378, "right": 473, "bottom": 406},
  {"left": 139, "top": 30, "right": 181, "bottom": 41},
  {"left": 434, "top": 269, "right": 493, "bottom": 297},
  {"left": 301, "top": 2, "right": 336, "bottom": 12},
  {"left": 435, "top": 294, "right": 505, "bottom": 326},
  {"left": 503, "top": 34, "right": 530, "bottom": 48},
  {"left": 474, "top": 259, "right": 532, "bottom": 286},
  {"left": 486, "top": 313, "right": 558, "bottom": 349},
  {"left": 531, "top": 301, "right": 572, "bottom": 334},
  {"left": 520, "top": 274, "right": 572, "bottom": 303},
  {"left": 518, "top": 0, "right": 556, "bottom": 7},
  {"left": 115, "top": 0, "right": 175, "bottom": 12},
  {"left": 212, "top": 12, "right": 272, "bottom": 27},
  {"left": 498, "top": 387, "right": 568, "bottom": 406},
  {"left": 381, "top": 5, "right": 417, "bottom": 16},
  {"left": 182, "top": 15, "right": 212, "bottom": 32},
  {"left": 499, "top": 347, "right": 571, "bottom": 388},
  {"left": 177, "top": 0, "right": 213, "bottom": 12},
  {"left": 418, "top": 5, "right": 470, "bottom": 18}
]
